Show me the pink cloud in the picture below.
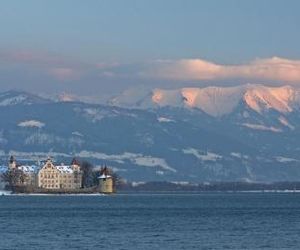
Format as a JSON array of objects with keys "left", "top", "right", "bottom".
[
  {"left": 0, "top": 50, "right": 86, "bottom": 81},
  {"left": 144, "top": 57, "right": 300, "bottom": 82},
  {"left": 2, "top": 48, "right": 300, "bottom": 85},
  {"left": 48, "top": 67, "right": 80, "bottom": 81}
]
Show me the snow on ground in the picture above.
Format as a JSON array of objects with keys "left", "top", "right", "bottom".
[
  {"left": 58, "top": 93, "right": 76, "bottom": 102},
  {"left": 183, "top": 148, "right": 222, "bottom": 161},
  {"left": 78, "top": 151, "right": 176, "bottom": 172},
  {"left": 278, "top": 116, "right": 295, "bottom": 130},
  {"left": 230, "top": 152, "right": 249, "bottom": 160},
  {"left": 152, "top": 89, "right": 183, "bottom": 107},
  {"left": 111, "top": 84, "right": 300, "bottom": 117},
  {"left": 230, "top": 152, "right": 242, "bottom": 158},
  {"left": 132, "top": 156, "right": 176, "bottom": 172},
  {"left": 83, "top": 108, "right": 109, "bottom": 121},
  {"left": 57, "top": 165, "right": 74, "bottom": 173},
  {"left": 78, "top": 107, "right": 137, "bottom": 122},
  {"left": 108, "top": 86, "right": 154, "bottom": 108},
  {"left": 241, "top": 123, "right": 282, "bottom": 132},
  {"left": 243, "top": 85, "right": 294, "bottom": 114},
  {"left": 18, "top": 120, "right": 45, "bottom": 128},
  {"left": 171, "top": 181, "right": 192, "bottom": 186},
  {"left": 275, "top": 156, "right": 299, "bottom": 163},
  {"left": 132, "top": 83, "right": 300, "bottom": 116},
  {"left": 24, "top": 133, "right": 64, "bottom": 145},
  {"left": 182, "top": 86, "right": 244, "bottom": 117},
  {"left": 72, "top": 131, "right": 84, "bottom": 137},
  {"left": 131, "top": 181, "right": 146, "bottom": 187},
  {"left": 0, "top": 95, "right": 27, "bottom": 106},
  {"left": 18, "top": 165, "right": 38, "bottom": 173},
  {"left": 157, "top": 117, "right": 175, "bottom": 123}
]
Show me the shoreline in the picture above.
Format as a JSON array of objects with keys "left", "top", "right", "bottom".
[{"left": 3, "top": 189, "right": 300, "bottom": 196}]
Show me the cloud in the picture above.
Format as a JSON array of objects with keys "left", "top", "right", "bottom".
[
  {"left": 48, "top": 67, "right": 80, "bottom": 81},
  {"left": 141, "top": 57, "right": 300, "bottom": 82},
  {"left": 0, "top": 50, "right": 88, "bottom": 81},
  {"left": 0, "top": 50, "right": 66, "bottom": 66},
  {"left": 1, "top": 48, "right": 300, "bottom": 97},
  {"left": 2, "top": 50, "right": 300, "bottom": 84}
]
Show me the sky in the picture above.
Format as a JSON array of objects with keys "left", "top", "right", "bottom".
[{"left": 0, "top": 0, "right": 300, "bottom": 100}]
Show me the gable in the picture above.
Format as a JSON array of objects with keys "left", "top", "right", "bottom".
[{"left": 39, "top": 161, "right": 60, "bottom": 174}]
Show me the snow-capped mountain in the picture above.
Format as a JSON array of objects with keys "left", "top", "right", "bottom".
[
  {"left": 0, "top": 90, "right": 51, "bottom": 106},
  {"left": 110, "top": 84, "right": 300, "bottom": 117},
  {"left": 1, "top": 87, "right": 300, "bottom": 182}
]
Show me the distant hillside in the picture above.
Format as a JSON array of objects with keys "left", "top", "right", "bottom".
[{"left": 0, "top": 87, "right": 300, "bottom": 182}]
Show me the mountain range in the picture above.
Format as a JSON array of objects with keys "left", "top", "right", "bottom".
[{"left": 1, "top": 84, "right": 300, "bottom": 182}]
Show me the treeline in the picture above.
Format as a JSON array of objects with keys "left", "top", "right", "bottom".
[
  {"left": 81, "top": 161, "right": 121, "bottom": 189},
  {"left": 1, "top": 168, "right": 27, "bottom": 187}
]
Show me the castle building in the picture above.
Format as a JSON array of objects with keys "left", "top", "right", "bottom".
[
  {"left": 5, "top": 156, "right": 115, "bottom": 193},
  {"left": 38, "top": 158, "right": 82, "bottom": 190}
]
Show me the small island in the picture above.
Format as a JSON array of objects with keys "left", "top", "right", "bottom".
[{"left": 0, "top": 156, "right": 117, "bottom": 194}]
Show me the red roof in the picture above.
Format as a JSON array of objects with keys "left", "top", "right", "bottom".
[{"left": 71, "top": 158, "right": 80, "bottom": 166}]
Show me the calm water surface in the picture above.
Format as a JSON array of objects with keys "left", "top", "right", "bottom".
[{"left": 0, "top": 192, "right": 300, "bottom": 249}]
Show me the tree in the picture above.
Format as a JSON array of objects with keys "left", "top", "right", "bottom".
[
  {"left": 111, "top": 172, "right": 122, "bottom": 192},
  {"left": 1, "top": 168, "right": 27, "bottom": 188},
  {"left": 81, "top": 161, "right": 97, "bottom": 188}
]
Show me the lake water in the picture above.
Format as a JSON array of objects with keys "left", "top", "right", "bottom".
[{"left": 1, "top": 192, "right": 300, "bottom": 249}]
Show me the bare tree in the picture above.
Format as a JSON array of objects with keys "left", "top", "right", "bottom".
[
  {"left": 1, "top": 168, "right": 26, "bottom": 188},
  {"left": 81, "top": 161, "right": 97, "bottom": 188}
]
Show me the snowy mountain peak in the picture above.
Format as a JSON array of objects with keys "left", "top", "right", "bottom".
[
  {"left": 181, "top": 86, "right": 244, "bottom": 116},
  {"left": 152, "top": 89, "right": 184, "bottom": 107},
  {"left": 243, "top": 85, "right": 295, "bottom": 114},
  {"left": 110, "top": 84, "right": 300, "bottom": 117},
  {"left": 0, "top": 90, "right": 51, "bottom": 106}
]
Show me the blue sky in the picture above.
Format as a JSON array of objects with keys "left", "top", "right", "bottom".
[{"left": 0, "top": 0, "right": 300, "bottom": 98}]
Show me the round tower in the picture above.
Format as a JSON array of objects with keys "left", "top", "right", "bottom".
[{"left": 98, "top": 166, "right": 114, "bottom": 193}]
